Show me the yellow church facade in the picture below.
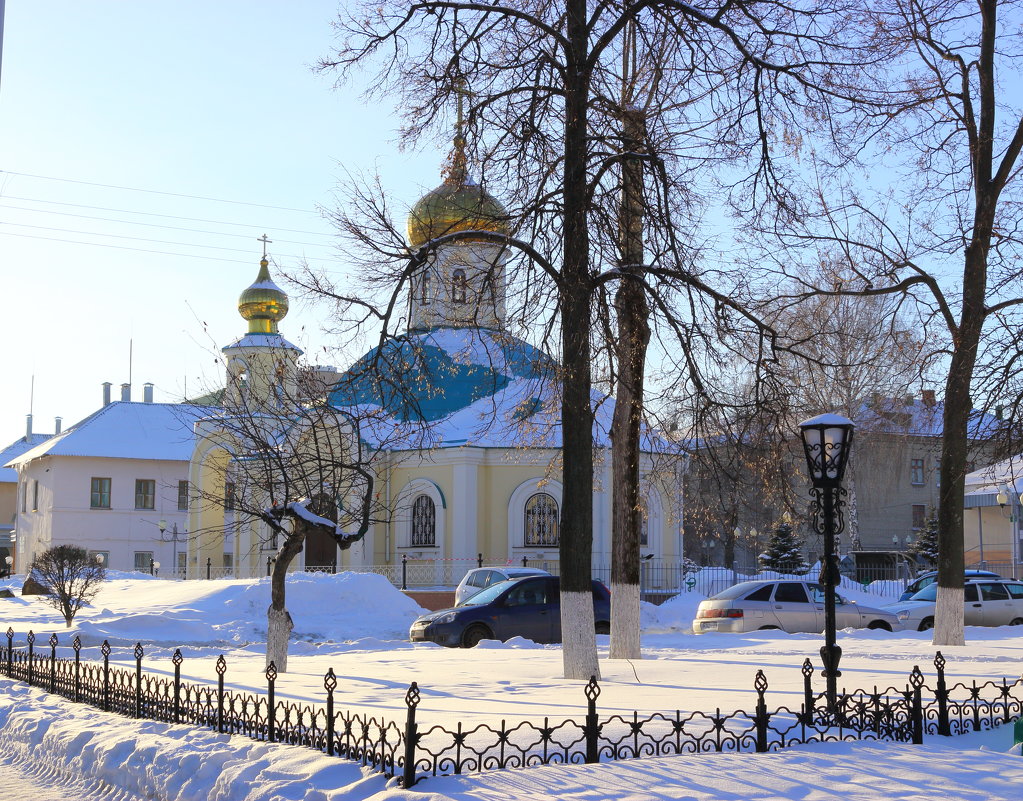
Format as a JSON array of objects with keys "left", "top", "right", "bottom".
[{"left": 185, "top": 156, "right": 685, "bottom": 586}]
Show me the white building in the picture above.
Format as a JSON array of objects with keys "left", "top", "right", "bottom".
[{"left": 6, "top": 385, "right": 204, "bottom": 574}]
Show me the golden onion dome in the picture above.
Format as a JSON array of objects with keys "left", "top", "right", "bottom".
[
  {"left": 407, "top": 138, "right": 510, "bottom": 248},
  {"left": 238, "top": 257, "right": 289, "bottom": 334}
]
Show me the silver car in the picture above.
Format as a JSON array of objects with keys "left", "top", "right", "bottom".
[
  {"left": 884, "top": 579, "right": 1023, "bottom": 631},
  {"left": 693, "top": 580, "right": 902, "bottom": 634},
  {"left": 454, "top": 566, "right": 551, "bottom": 605}
]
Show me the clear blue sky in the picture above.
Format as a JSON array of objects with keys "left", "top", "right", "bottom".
[{"left": 0, "top": 1, "right": 445, "bottom": 445}]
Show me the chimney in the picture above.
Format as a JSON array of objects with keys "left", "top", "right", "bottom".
[
  {"left": 25, "top": 414, "right": 32, "bottom": 440},
  {"left": 922, "top": 389, "right": 936, "bottom": 407},
  {"left": 996, "top": 405, "right": 1004, "bottom": 420},
  {"left": 121, "top": 383, "right": 131, "bottom": 402},
  {"left": 55, "top": 417, "right": 62, "bottom": 435},
  {"left": 904, "top": 394, "right": 914, "bottom": 407},
  {"left": 143, "top": 383, "right": 154, "bottom": 403},
  {"left": 102, "top": 382, "right": 112, "bottom": 406}
]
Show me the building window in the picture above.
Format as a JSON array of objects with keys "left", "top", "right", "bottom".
[
  {"left": 133, "top": 551, "right": 154, "bottom": 572},
  {"left": 421, "top": 272, "right": 432, "bottom": 306},
  {"left": 452, "top": 268, "right": 467, "bottom": 303},
  {"left": 21, "top": 481, "right": 26, "bottom": 513},
  {"left": 910, "top": 458, "right": 925, "bottom": 486},
  {"left": 32, "top": 480, "right": 38, "bottom": 512},
  {"left": 411, "top": 494, "right": 436, "bottom": 547},
  {"left": 90, "top": 477, "right": 111, "bottom": 509},
  {"left": 223, "top": 553, "right": 234, "bottom": 571},
  {"left": 912, "top": 504, "right": 926, "bottom": 530},
  {"left": 524, "top": 493, "right": 559, "bottom": 547},
  {"left": 135, "top": 479, "right": 156, "bottom": 510},
  {"left": 178, "top": 480, "right": 190, "bottom": 511},
  {"left": 225, "top": 482, "right": 236, "bottom": 511}
]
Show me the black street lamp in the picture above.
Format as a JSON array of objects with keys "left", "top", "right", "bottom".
[{"left": 798, "top": 413, "right": 855, "bottom": 715}]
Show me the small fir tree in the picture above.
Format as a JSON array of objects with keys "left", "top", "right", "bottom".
[
  {"left": 907, "top": 516, "right": 939, "bottom": 565},
  {"left": 759, "top": 522, "right": 808, "bottom": 575}
]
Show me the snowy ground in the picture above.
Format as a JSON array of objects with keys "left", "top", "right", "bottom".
[{"left": 1, "top": 571, "right": 1021, "bottom": 800}]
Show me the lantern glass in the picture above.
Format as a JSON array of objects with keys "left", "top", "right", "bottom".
[{"left": 798, "top": 414, "right": 855, "bottom": 486}]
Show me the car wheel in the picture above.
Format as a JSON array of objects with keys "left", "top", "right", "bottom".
[
  {"left": 918, "top": 617, "right": 934, "bottom": 632},
  {"left": 1010, "top": 618, "right": 1023, "bottom": 626},
  {"left": 595, "top": 621, "right": 610, "bottom": 635},
  {"left": 867, "top": 621, "right": 892, "bottom": 631},
  {"left": 461, "top": 624, "right": 492, "bottom": 648}
]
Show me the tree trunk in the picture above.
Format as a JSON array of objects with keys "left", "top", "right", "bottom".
[
  {"left": 266, "top": 529, "right": 304, "bottom": 670},
  {"left": 559, "top": 0, "right": 599, "bottom": 681},
  {"left": 610, "top": 107, "right": 649, "bottom": 660}
]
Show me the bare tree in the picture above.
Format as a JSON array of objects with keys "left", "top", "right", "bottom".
[
  {"left": 29, "top": 545, "right": 106, "bottom": 627},
  {"left": 756, "top": 0, "right": 1023, "bottom": 645},
  {"left": 322, "top": 0, "right": 869, "bottom": 677},
  {"left": 188, "top": 351, "right": 384, "bottom": 671}
]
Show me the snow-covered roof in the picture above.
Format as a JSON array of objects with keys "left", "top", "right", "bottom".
[
  {"left": 964, "top": 454, "right": 1023, "bottom": 503},
  {"left": 222, "top": 333, "right": 302, "bottom": 353},
  {"left": 0, "top": 433, "right": 54, "bottom": 483},
  {"left": 854, "top": 397, "right": 1000, "bottom": 439},
  {"left": 4, "top": 402, "right": 209, "bottom": 467},
  {"left": 330, "top": 326, "right": 678, "bottom": 454}
]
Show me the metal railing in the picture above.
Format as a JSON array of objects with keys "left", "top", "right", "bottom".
[{"left": 2, "top": 628, "right": 1020, "bottom": 788}]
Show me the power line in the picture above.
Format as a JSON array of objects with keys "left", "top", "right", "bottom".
[
  {"left": 0, "top": 170, "right": 319, "bottom": 214},
  {"left": 0, "top": 195, "right": 335, "bottom": 236},
  {"left": 0, "top": 230, "right": 337, "bottom": 265},
  {"left": 0, "top": 202, "right": 335, "bottom": 249}
]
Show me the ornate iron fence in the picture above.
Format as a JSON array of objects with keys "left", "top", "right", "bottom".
[{"left": 2, "top": 628, "right": 1021, "bottom": 788}]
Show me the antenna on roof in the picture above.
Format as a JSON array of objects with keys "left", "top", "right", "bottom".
[{"left": 129, "top": 338, "right": 133, "bottom": 390}]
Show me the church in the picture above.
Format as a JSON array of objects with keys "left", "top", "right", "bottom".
[{"left": 186, "top": 143, "right": 687, "bottom": 584}]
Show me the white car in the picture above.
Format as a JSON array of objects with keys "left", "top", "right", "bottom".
[
  {"left": 884, "top": 579, "right": 1023, "bottom": 631},
  {"left": 454, "top": 566, "right": 551, "bottom": 605},
  {"left": 693, "top": 580, "right": 902, "bottom": 634}
]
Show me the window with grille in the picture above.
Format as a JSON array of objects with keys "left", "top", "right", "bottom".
[
  {"left": 524, "top": 493, "right": 559, "bottom": 547},
  {"left": 225, "top": 482, "right": 236, "bottom": 511},
  {"left": 135, "top": 479, "right": 156, "bottom": 509},
  {"left": 912, "top": 504, "right": 926, "bottom": 530},
  {"left": 90, "top": 477, "right": 111, "bottom": 509},
  {"left": 178, "top": 480, "right": 189, "bottom": 511},
  {"left": 452, "top": 269, "right": 467, "bottom": 303},
  {"left": 411, "top": 494, "right": 436, "bottom": 547}
]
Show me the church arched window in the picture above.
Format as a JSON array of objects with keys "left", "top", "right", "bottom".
[
  {"left": 452, "top": 268, "right": 468, "bottom": 303},
  {"left": 421, "top": 272, "right": 432, "bottom": 306},
  {"left": 411, "top": 494, "right": 436, "bottom": 547},
  {"left": 524, "top": 493, "right": 559, "bottom": 547}
]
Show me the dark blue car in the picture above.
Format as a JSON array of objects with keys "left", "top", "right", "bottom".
[{"left": 409, "top": 575, "right": 612, "bottom": 647}]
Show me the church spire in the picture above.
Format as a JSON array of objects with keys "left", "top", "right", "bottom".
[{"left": 237, "top": 235, "right": 289, "bottom": 334}]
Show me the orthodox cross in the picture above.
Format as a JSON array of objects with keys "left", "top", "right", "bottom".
[{"left": 257, "top": 233, "right": 272, "bottom": 258}]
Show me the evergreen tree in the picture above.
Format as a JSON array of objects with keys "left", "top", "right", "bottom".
[
  {"left": 759, "top": 522, "right": 807, "bottom": 575},
  {"left": 907, "top": 516, "right": 939, "bottom": 566}
]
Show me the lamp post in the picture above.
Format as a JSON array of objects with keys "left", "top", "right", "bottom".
[
  {"left": 997, "top": 484, "right": 1021, "bottom": 576},
  {"left": 798, "top": 413, "right": 855, "bottom": 716},
  {"left": 3, "top": 555, "right": 12, "bottom": 578},
  {"left": 157, "top": 519, "right": 183, "bottom": 579},
  {"left": 153, "top": 561, "right": 161, "bottom": 577}
]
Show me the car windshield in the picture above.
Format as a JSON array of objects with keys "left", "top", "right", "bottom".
[
  {"left": 457, "top": 579, "right": 517, "bottom": 606},
  {"left": 711, "top": 581, "right": 769, "bottom": 601},
  {"left": 909, "top": 584, "right": 938, "bottom": 602}
]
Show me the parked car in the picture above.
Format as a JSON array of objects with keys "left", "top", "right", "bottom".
[
  {"left": 454, "top": 566, "right": 551, "bottom": 605},
  {"left": 897, "top": 569, "right": 1002, "bottom": 601},
  {"left": 884, "top": 579, "right": 1023, "bottom": 631},
  {"left": 693, "top": 580, "right": 902, "bottom": 635},
  {"left": 411, "top": 575, "right": 610, "bottom": 647}
]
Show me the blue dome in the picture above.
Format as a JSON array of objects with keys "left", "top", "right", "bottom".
[{"left": 329, "top": 327, "right": 557, "bottom": 423}]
